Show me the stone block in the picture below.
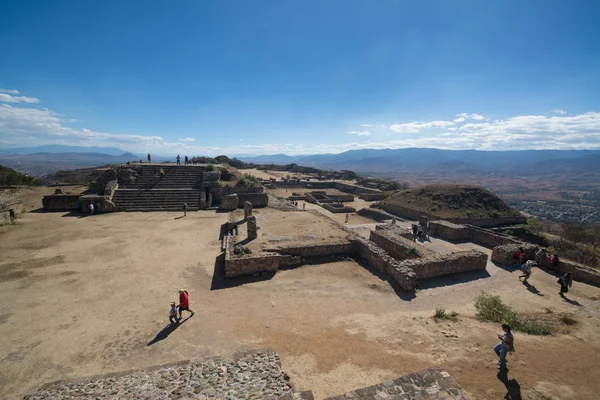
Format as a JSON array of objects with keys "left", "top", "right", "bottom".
[
  {"left": 244, "top": 201, "right": 253, "bottom": 219},
  {"left": 247, "top": 216, "right": 258, "bottom": 240}
]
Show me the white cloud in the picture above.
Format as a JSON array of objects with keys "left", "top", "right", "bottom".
[
  {"left": 360, "top": 123, "right": 372, "bottom": 128},
  {"left": 0, "top": 89, "right": 20, "bottom": 94},
  {"left": 1, "top": 87, "right": 599, "bottom": 155},
  {"left": 553, "top": 109, "right": 567, "bottom": 115},
  {"left": 349, "top": 130, "right": 371, "bottom": 136},
  {"left": 0, "top": 92, "right": 40, "bottom": 104},
  {"left": 390, "top": 120, "right": 454, "bottom": 134},
  {"left": 453, "top": 112, "right": 484, "bottom": 123}
]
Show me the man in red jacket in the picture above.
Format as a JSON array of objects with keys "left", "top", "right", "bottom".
[{"left": 178, "top": 289, "right": 194, "bottom": 320}]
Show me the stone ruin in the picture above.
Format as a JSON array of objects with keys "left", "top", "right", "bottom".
[
  {"left": 25, "top": 350, "right": 468, "bottom": 400},
  {"left": 244, "top": 201, "right": 253, "bottom": 219}
]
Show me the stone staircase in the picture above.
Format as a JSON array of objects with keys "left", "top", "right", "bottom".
[
  {"left": 122, "top": 164, "right": 204, "bottom": 189},
  {"left": 112, "top": 164, "right": 206, "bottom": 211}
]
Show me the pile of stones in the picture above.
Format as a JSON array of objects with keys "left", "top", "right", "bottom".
[{"left": 25, "top": 350, "right": 294, "bottom": 400}]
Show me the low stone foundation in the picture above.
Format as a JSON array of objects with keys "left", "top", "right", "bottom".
[
  {"left": 401, "top": 250, "right": 488, "bottom": 280},
  {"left": 323, "top": 366, "right": 469, "bottom": 400},
  {"left": 218, "top": 194, "right": 238, "bottom": 211},
  {"left": 320, "top": 203, "right": 356, "bottom": 213},
  {"left": 237, "top": 192, "right": 269, "bottom": 208}
]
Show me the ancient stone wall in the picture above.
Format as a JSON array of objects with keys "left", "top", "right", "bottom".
[
  {"left": 357, "top": 208, "right": 396, "bottom": 222},
  {"left": 327, "top": 194, "right": 354, "bottom": 202},
  {"left": 492, "top": 243, "right": 600, "bottom": 287},
  {"left": 42, "top": 194, "right": 80, "bottom": 210},
  {"left": 553, "top": 259, "right": 600, "bottom": 287},
  {"left": 0, "top": 210, "right": 10, "bottom": 225},
  {"left": 237, "top": 192, "right": 268, "bottom": 208},
  {"left": 358, "top": 193, "right": 386, "bottom": 201},
  {"left": 218, "top": 194, "right": 238, "bottom": 211},
  {"left": 465, "top": 225, "right": 520, "bottom": 247},
  {"left": 401, "top": 250, "right": 488, "bottom": 280},
  {"left": 430, "top": 220, "right": 520, "bottom": 248},
  {"left": 490, "top": 243, "right": 538, "bottom": 265},
  {"left": 320, "top": 203, "right": 356, "bottom": 213},
  {"left": 369, "top": 229, "right": 422, "bottom": 260},
  {"left": 353, "top": 237, "right": 417, "bottom": 291}
]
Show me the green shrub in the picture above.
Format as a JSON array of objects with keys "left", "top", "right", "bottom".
[
  {"left": 237, "top": 174, "right": 261, "bottom": 187},
  {"left": 561, "top": 315, "right": 577, "bottom": 325},
  {"left": 0, "top": 165, "right": 42, "bottom": 186},
  {"left": 465, "top": 209, "right": 473, "bottom": 217},
  {"left": 474, "top": 292, "right": 552, "bottom": 335},
  {"left": 206, "top": 164, "right": 216, "bottom": 171},
  {"left": 434, "top": 307, "right": 459, "bottom": 321}
]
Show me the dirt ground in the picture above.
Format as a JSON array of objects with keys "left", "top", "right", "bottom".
[{"left": 1, "top": 188, "right": 600, "bottom": 400}]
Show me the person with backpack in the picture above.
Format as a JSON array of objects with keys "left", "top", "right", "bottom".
[
  {"left": 178, "top": 289, "right": 194, "bottom": 320},
  {"left": 558, "top": 273, "right": 573, "bottom": 296},
  {"left": 519, "top": 260, "right": 536, "bottom": 284},
  {"left": 494, "top": 324, "right": 514, "bottom": 370}
]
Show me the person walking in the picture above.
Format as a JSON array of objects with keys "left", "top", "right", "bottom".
[
  {"left": 519, "top": 260, "right": 535, "bottom": 284},
  {"left": 178, "top": 289, "right": 194, "bottom": 320},
  {"left": 558, "top": 273, "right": 573, "bottom": 296},
  {"left": 176, "top": 154, "right": 181, "bottom": 165},
  {"left": 345, "top": 213, "right": 349, "bottom": 223},
  {"left": 169, "top": 302, "right": 178, "bottom": 325},
  {"left": 183, "top": 203, "right": 187, "bottom": 217},
  {"left": 494, "top": 324, "right": 514, "bottom": 370}
]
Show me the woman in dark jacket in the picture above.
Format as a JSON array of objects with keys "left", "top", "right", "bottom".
[{"left": 558, "top": 273, "right": 573, "bottom": 296}]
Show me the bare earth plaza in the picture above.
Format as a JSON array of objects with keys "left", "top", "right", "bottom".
[{"left": 1, "top": 164, "right": 600, "bottom": 400}]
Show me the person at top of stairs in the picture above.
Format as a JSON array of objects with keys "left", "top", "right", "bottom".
[{"left": 176, "top": 154, "right": 181, "bottom": 165}]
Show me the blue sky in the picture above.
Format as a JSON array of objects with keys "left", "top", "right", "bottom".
[{"left": 1, "top": 0, "right": 599, "bottom": 155}]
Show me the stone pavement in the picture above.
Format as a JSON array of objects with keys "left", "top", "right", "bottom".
[
  {"left": 24, "top": 350, "right": 295, "bottom": 400},
  {"left": 323, "top": 366, "right": 469, "bottom": 400}
]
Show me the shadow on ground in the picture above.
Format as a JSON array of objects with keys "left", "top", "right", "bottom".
[
  {"left": 497, "top": 369, "right": 522, "bottom": 400},
  {"left": 417, "top": 269, "right": 491, "bottom": 290},
  {"left": 209, "top": 254, "right": 275, "bottom": 290},
  {"left": 147, "top": 315, "right": 194, "bottom": 346}
]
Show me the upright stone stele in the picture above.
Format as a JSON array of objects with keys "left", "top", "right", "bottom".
[
  {"left": 244, "top": 201, "right": 253, "bottom": 219},
  {"left": 247, "top": 216, "right": 258, "bottom": 240}
]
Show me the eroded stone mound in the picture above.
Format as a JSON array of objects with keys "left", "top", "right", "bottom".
[{"left": 381, "top": 184, "right": 521, "bottom": 220}]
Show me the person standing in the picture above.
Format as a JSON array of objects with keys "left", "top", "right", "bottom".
[
  {"left": 494, "top": 324, "right": 514, "bottom": 369},
  {"left": 176, "top": 154, "right": 181, "bottom": 165},
  {"left": 88, "top": 202, "right": 95, "bottom": 215},
  {"left": 558, "top": 273, "right": 573, "bottom": 296},
  {"left": 147, "top": 153, "right": 151, "bottom": 163},
  {"left": 184, "top": 156, "right": 188, "bottom": 165},
  {"left": 178, "top": 289, "right": 194, "bottom": 319},
  {"left": 183, "top": 203, "right": 187, "bottom": 217},
  {"left": 345, "top": 213, "right": 349, "bottom": 223}
]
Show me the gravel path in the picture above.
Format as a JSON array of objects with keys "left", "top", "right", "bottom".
[{"left": 24, "top": 350, "right": 293, "bottom": 400}]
